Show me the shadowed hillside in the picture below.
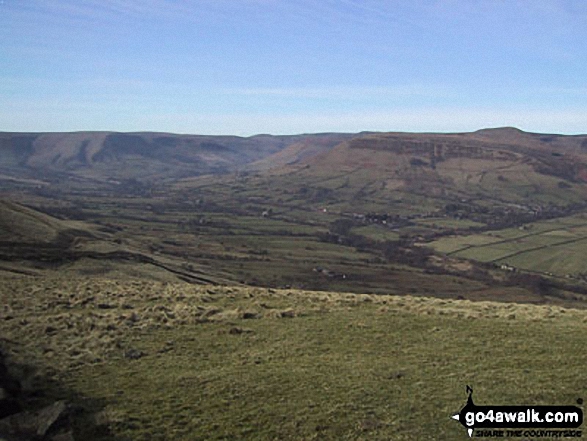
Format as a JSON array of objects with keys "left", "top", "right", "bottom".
[
  {"left": 0, "top": 199, "right": 79, "bottom": 243},
  {"left": 0, "top": 200, "right": 234, "bottom": 284},
  {"left": 0, "top": 131, "right": 351, "bottom": 183}
]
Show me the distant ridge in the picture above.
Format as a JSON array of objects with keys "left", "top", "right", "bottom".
[
  {"left": 0, "top": 131, "right": 351, "bottom": 182},
  {"left": 2, "top": 128, "right": 587, "bottom": 184}
]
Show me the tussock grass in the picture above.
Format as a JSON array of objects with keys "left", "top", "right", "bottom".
[{"left": 2, "top": 276, "right": 587, "bottom": 440}]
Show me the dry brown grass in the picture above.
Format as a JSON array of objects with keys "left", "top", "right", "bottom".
[
  {"left": 2, "top": 275, "right": 586, "bottom": 375},
  {"left": 3, "top": 275, "right": 587, "bottom": 440}
]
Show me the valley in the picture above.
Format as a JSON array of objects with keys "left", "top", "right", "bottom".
[
  {"left": 4, "top": 128, "right": 587, "bottom": 305},
  {"left": 2, "top": 127, "right": 587, "bottom": 440}
]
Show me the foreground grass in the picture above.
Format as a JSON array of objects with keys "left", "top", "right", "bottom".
[{"left": 2, "top": 277, "right": 586, "bottom": 440}]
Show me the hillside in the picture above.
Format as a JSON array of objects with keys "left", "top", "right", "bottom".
[
  {"left": 294, "top": 129, "right": 587, "bottom": 203},
  {"left": 5, "top": 128, "right": 587, "bottom": 293},
  {"left": 0, "top": 198, "right": 106, "bottom": 270},
  {"left": 245, "top": 133, "right": 354, "bottom": 171},
  {"left": 211, "top": 128, "right": 587, "bottom": 226},
  {"left": 0, "top": 131, "right": 350, "bottom": 183},
  {"left": 0, "top": 199, "right": 79, "bottom": 243},
  {"left": 3, "top": 128, "right": 587, "bottom": 205},
  {"left": 0, "top": 199, "right": 234, "bottom": 284},
  {"left": 1, "top": 277, "right": 586, "bottom": 440},
  {"left": 4, "top": 128, "right": 587, "bottom": 301}
]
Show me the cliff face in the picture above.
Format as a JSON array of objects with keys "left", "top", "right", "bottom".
[{"left": 347, "top": 135, "right": 522, "bottom": 164}]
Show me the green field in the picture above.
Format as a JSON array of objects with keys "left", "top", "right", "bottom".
[{"left": 430, "top": 214, "right": 587, "bottom": 276}]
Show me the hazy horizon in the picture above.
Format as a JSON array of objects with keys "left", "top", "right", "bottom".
[{"left": 0, "top": 125, "right": 579, "bottom": 138}]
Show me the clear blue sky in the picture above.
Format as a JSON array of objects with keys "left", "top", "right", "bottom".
[{"left": 2, "top": 0, "right": 587, "bottom": 135}]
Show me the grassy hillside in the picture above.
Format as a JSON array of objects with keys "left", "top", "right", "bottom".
[
  {"left": 0, "top": 199, "right": 237, "bottom": 284},
  {"left": 1, "top": 277, "right": 585, "bottom": 440},
  {"left": 0, "top": 199, "right": 76, "bottom": 243},
  {"left": 277, "top": 130, "right": 587, "bottom": 210}
]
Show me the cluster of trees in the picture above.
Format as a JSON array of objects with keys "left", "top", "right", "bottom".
[
  {"left": 298, "top": 186, "right": 335, "bottom": 202},
  {"left": 318, "top": 218, "right": 435, "bottom": 267},
  {"left": 380, "top": 240, "right": 434, "bottom": 267}
]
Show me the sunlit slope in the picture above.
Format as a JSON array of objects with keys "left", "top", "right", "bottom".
[
  {"left": 245, "top": 133, "right": 353, "bottom": 171},
  {"left": 1, "top": 277, "right": 585, "bottom": 440},
  {"left": 273, "top": 130, "right": 587, "bottom": 210}
]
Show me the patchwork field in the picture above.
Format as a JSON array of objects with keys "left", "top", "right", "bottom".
[{"left": 430, "top": 214, "right": 587, "bottom": 277}]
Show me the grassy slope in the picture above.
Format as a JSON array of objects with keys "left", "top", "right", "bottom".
[
  {"left": 0, "top": 199, "right": 76, "bottom": 242},
  {"left": 1, "top": 276, "right": 586, "bottom": 440}
]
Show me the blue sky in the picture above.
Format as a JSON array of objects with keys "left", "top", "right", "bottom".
[{"left": 2, "top": 0, "right": 587, "bottom": 135}]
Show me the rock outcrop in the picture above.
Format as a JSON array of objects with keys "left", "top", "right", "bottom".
[{"left": 0, "top": 350, "right": 75, "bottom": 441}]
